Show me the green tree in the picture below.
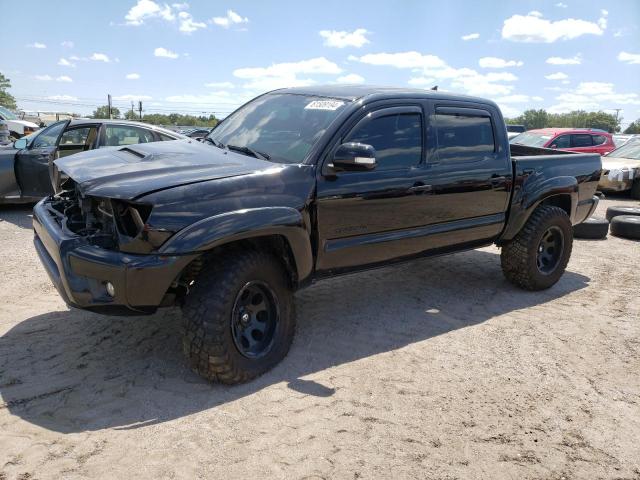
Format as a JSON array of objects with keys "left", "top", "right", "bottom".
[
  {"left": 507, "top": 109, "right": 549, "bottom": 130},
  {"left": 141, "top": 113, "right": 218, "bottom": 127},
  {"left": 124, "top": 109, "right": 139, "bottom": 120},
  {"left": 91, "top": 105, "right": 120, "bottom": 119},
  {"left": 0, "top": 72, "right": 17, "bottom": 110},
  {"left": 506, "top": 109, "right": 621, "bottom": 133},
  {"left": 624, "top": 120, "right": 640, "bottom": 134}
]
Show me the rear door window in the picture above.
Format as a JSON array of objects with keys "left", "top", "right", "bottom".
[
  {"left": 102, "top": 125, "right": 155, "bottom": 147},
  {"left": 571, "top": 134, "right": 593, "bottom": 147},
  {"left": 434, "top": 109, "right": 495, "bottom": 161}
]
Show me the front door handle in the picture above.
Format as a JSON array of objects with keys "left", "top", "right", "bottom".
[{"left": 408, "top": 183, "right": 433, "bottom": 194}]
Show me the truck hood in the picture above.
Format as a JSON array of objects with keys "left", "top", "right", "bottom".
[
  {"left": 602, "top": 156, "right": 640, "bottom": 170},
  {"left": 54, "top": 139, "right": 277, "bottom": 200},
  {"left": 8, "top": 119, "right": 39, "bottom": 129}
]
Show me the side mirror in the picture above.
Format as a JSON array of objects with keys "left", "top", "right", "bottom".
[
  {"left": 13, "top": 138, "right": 28, "bottom": 150},
  {"left": 332, "top": 142, "right": 376, "bottom": 171}
]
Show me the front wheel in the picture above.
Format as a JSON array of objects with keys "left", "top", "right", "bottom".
[
  {"left": 500, "top": 205, "right": 573, "bottom": 291},
  {"left": 182, "top": 249, "right": 295, "bottom": 384}
]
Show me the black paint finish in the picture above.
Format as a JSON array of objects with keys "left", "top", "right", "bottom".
[{"left": 32, "top": 86, "right": 601, "bottom": 314}]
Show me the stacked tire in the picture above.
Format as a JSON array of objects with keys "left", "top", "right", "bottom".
[
  {"left": 607, "top": 206, "right": 640, "bottom": 240},
  {"left": 573, "top": 217, "right": 609, "bottom": 239}
]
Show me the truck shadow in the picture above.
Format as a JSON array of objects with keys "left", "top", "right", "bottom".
[
  {"left": 0, "top": 249, "right": 590, "bottom": 433},
  {"left": 0, "top": 204, "right": 35, "bottom": 230}
]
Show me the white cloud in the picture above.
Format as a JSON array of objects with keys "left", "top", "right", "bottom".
[
  {"left": 61, "top": 41, "right": 74, "bottom": 48},
  {"left": 478, "top": 57, "right": 523, "bottom": 68},
  {"left": 618, "top": 51, "right": 640, "bottom": 65},
  {"left": 204, "top": 81, "right": 234, "bottom": 88},
  {"left": 528, "top": 10, "right": 543, "bottom": 17},
  {"left": 126, "top": 73, "right": 141, "bottom": 80},
  {"left": 58, "top": 58, "right": 76, "bottom": 68},
  {"left": 461, "top": 33, "right": 480, "bottom": 41},
  {"left": 496, "top": 94, "right": 544, "bottom": 104},
  {"left": 27, "top": 42, "right": 46, "bottom": 49},
  {"left": 355, "top": 51, "right": 447, "bottom": 69},
  {"left": 548, "top": 81, "right": 640, "bottom": 113},
  {"left": 125, "top": 0, "right": 175, "bottom": 25},
  {"left": 545, "top": 72, "right": 569, "bottom": 80},
  {"left": 546, "top": 54, "right": 581, "bottom": 65},
  {"left": 56, "top": 76, "right": 73, "bottom": 83},
  {"left": 353, "top": 51, "right": 518, "bottom": 97},
  {"left": 234, "top": 57, "right": 342, "bottom": 90},
  {"left": 598, "top": 9, "right": 608, "bottom": 30},
  {"left": 47, "top": 95, "right": 78, "bottom": 101},
  {"left": 35, "top": 75, "right": 53, "bottom": 81},
  {"left": 90, "top": 53, "right": 110, "bottom": 62},
  {"left": 319, "top": 29, "right": 370, "bottom": 48},
  {"left": 114, "top": 94, "right": 153, "bottom": 101},
  {"left": 336, "top": 73, "right": 365, "bottom": 84},
  {"left": 502, "top": 12, "right": 606, "bottom": 43},
  {"left": 178, "top": 10, "right": 206, "bottom": 33},
  {"left": 154, "top": 47, "right": 179, "bottom": 59},
  {"left": 555, "top": 2, "right": 568, "bottom": 7},
  {"left": 211, "top": 9, "right": 248, "bottom": 28}
]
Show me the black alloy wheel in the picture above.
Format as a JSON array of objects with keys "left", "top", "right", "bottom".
[
  {"left": 536, "top": 226, "right": 564, "bottom": 275},
  {"left": 231, "top": 281, "right": 279, "bottom": 359}
]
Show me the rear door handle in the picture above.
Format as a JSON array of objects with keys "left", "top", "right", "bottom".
[{"left": 408, "top": 183, "right": 433, "bottom": 194}]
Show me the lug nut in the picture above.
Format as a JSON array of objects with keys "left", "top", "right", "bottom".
[{"left": 105, "top": 282, "right": 115, "bottom": 297}]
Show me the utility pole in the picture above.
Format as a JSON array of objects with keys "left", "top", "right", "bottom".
[
  {"left": 131, "top": 101, "right": 135, "bottom": 118},
  {"left": 138, "top": 101, "right": 143, "bottom": 120},
  {"left": 107, "top": 94, "right": 112, "bottom": 119}
]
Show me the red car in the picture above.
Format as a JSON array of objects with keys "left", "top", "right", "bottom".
[{"left": 510, "top": 128, "right": 616, "bottom": 155}]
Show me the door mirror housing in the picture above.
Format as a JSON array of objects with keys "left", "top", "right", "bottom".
[
  {"left": 332, "top": 142, "right": 376, "bottom": 171},
  {"left": 13, "top": 138, "right": 28, "bottom": 150}
]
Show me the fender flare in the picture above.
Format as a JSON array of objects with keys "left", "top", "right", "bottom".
[
  {"left": 159, "top": 207, "right": 314, "bottom": 282},
  {"left": 500, "top": 176, "right": 578, "bottom": 242}
]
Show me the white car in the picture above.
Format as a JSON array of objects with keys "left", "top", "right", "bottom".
[
  {"left": 0, "top": 106, "right": 40, "bottom": 139},
  {"left": 599, "top": 139, "right": 640, "bottom": 199}
]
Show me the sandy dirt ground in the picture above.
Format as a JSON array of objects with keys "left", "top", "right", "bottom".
[{"left": 0, "top": 196, "right": 639, "bottom": 480}]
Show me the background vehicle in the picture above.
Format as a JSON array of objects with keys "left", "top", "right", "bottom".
[
  {"left": 34, "top": 86, "right": 601, "bottom": 384},
  {"left": 598, "top": 138, "right": 640, "bottom": 198},
  {"left": 178, "top": 127, "right": 212, "bottom": 140},
  {"left": 612, "top": 134, "right": 640, "bottom": 148},
  {"left": 511, "top": 128, "right": 616, "bottom": 155},
  {"left": 0, "top": 106, "right": 40, "bottom": 139},
  {"left": 506, "top": 124, "right": 525, "bottom": 140},
  {"left": 0, "top": 119, "right": 185, "bottom": 203}
]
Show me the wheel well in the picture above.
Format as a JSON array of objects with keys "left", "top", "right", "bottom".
[
  {"left": 203, "top": 235, "right": 299, "bottom": 287},
  {"left": 539, "top": 195, "right": 572, "bottom": 217}
]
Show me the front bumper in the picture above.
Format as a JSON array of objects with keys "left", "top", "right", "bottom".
[{"left": 33, "top": 198, "right": 197, "bottom": 315}]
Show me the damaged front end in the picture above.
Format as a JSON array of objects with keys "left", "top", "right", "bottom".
[
  {"left": 32, "top": 176, "right": 199, "bottom": 315},
  {"left": 49, "top": 177, "right": 173, "bottom": 254}
]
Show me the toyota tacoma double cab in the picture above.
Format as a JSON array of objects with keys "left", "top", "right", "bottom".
[{"left": 33, "top": 86, "right": 601, "bottom": 383}]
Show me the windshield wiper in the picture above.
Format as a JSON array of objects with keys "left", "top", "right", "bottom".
[
  {"left": 226, "top": 144, "right": 271, "bottom": 161},
  {"left": 203, "top": 137, "right": 226, "bottom": 149}
]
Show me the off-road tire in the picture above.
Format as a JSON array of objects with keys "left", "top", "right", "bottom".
[
  {"left": 182, "top": 249, "right": 295, "bottom": 384},
  {"left": 573, "top": 217, "right": 609, "bottom": 240},
  {"left": 605, "top": 205, "right": 640, "bottom": 221},
  {"left": 610, "top": 215, "right": 640, "bottom": 240},
  {"left": 501, "top": 205, "right": 573, "bottom": 291},
  {"left": 630, "top": 179, "right": 640, "bottom": 200}
]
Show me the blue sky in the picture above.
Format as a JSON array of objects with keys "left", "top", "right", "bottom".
[{"left": 2, "top": 0, "right": 639, "bottom": 126}]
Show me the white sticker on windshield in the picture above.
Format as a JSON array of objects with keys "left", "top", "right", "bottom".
[{"left": 305, "top": 100, "right": 345, "bottom": 111}]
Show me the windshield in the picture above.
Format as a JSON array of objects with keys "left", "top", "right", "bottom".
[
  {"left": 609, "top": 139, "right": 640, "bottom": 160},
  {"left": 0, "top": 106, "right": 17, "bottom": 120},
  {"left": 510, "top": 131, "right": 552, "bottom": 147},
  {"left": 207, "top": 93, "right": 350, "bottom": 164}
]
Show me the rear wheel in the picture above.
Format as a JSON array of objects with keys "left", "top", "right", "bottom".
[
  {"left": 501, "top": 205, "right": 573, "bottom": 290},
  {"left": 182, "top": 249, "right": 295, "bottom": 384}
]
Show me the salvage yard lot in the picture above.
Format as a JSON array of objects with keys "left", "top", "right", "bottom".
[{"left": 0, "top": 197, "right": 639, "bottom": 479}]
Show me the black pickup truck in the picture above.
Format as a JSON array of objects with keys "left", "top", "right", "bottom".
[{"left": 33, "top": 86, "right": 601, "bottom": 383}]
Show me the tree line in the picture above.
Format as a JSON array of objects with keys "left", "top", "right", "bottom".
[
  {"left": 505, "top": 109, "right": 640, "bottom": 134},
  {"left": 90, "top": 105, "right": 218, "bottom": 127}
]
